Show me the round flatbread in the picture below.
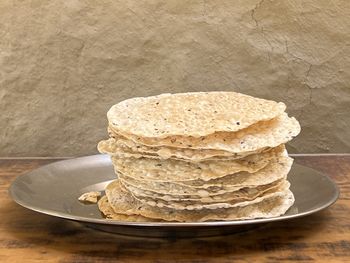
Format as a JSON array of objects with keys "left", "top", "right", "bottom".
[
  {"left": 111, "top": 145, "right": 285, "bottom": 182},
  {"left": 108, "top": 92, "right": 286, "bottom": 138},
  {"left": 102, "top": 180, "right": 294, "bottom": 222}
]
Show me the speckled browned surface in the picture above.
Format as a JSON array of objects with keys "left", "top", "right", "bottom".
[
  {"left": 0, "top": 155, "right": 349, "bottom": 262},
  {"left": 1, "top": 0, "right": 350, "bottom": 156}
]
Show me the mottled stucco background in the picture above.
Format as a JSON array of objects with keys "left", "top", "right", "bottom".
[{"left": 0, "top": 0, "right": 349, "bottom": 156}]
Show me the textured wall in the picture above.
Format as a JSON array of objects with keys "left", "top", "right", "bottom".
[{"left": 0, "top": 0, "right": 349, "bottom": 156}]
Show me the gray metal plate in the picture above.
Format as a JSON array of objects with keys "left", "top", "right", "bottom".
[{"left": 9, "top": 155, "right": 339, "bottom": 237}]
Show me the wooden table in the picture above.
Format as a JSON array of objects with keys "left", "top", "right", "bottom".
[{"left": 0, "top": 155, "right": 349, "bottom": 262}]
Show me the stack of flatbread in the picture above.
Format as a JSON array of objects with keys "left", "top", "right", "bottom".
[{"left": 97, "top": 92, "right": 300, "bottom": 222}]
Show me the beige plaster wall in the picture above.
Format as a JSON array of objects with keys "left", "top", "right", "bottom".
[{"left": 0, "top": 0, "right": 349, "bottom": 156}]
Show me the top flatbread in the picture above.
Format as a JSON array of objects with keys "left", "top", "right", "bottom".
[
  {"left": 108, "top": 113, "right": 300, "bottom": 154},
  {"left": 108, "top": 92, "right": 286, "bottom": 138}
]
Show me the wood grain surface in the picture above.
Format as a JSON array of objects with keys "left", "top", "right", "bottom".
[{"left": 0, "top": 156, "right": 349, "bottom": 263}]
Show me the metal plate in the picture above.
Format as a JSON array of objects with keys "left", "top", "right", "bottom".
[{"left": 9, "top": 155, "right": 339, "bottom": 238}]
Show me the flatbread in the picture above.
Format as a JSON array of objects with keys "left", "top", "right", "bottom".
[
  {"left": 116, "top": 156, "right": 292, "bottom": 197},
  {"left": 111, "top": 145, "right": 285, "bottom": 182},
  {"left": 98, "top": 137, "right": 264, "bottom": 162},
  {"left": 122, "top": 179, "right": 284, "bottom": 204},
  {"left": 98, "top": 92, "right": 298, "bottom": 222},
  {"left": 108, "top": 113, "right": 300, "bottom": 154},
  {"left": 103, "top": 180, "right": 294, "bottom": 222},
  {"left": 98, "top": 196, "right": 157, "bottom": 222},
  {"left": 107, "top": 92, "right": 286, "bottom": 138},
  {"left": 107, "top": 179, "right": 289, "bottom": 210}
]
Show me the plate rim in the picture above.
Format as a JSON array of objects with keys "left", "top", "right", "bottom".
[{"left": 8, "top": 154, "right": 340, "bottom": 227}]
